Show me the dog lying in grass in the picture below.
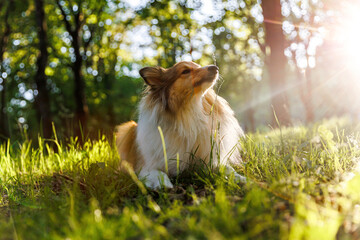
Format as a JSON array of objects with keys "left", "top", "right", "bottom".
[{"left": 116, "top": 61, "right": 246, "bottom": 189}]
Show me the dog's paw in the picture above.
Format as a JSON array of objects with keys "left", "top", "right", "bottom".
[
  {"left": 140, "top": 170, "right": 174, "bottom": 190},
  {"left": 233, "top": 172, "right": 247, "bottom": 183},
  {"left": 225, "top": 165, "right": 247, "bottom": 184}
]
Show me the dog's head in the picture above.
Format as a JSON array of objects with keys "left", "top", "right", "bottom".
[{"left": 139, "top": 61, "right": 219, "bottom": 112}]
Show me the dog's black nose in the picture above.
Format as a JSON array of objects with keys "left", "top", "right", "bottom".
[{"left": 207, "top": 65, "right": 219, "bottom": 73}]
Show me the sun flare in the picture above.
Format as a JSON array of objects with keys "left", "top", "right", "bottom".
[{"left": 331, "top": 2, "right": 360, "bottom": 69}]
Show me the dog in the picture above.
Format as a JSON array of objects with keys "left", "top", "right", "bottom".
[{"left": 116, "top": 61, "right": 246, "bottom": 189}]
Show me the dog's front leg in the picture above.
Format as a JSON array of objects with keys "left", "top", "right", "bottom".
[
  {"left": 225, "top": 165, "right": 247, "bottom": 183},
  {"left": 139, "top": 169, "right": 174, "bottom": 189}
]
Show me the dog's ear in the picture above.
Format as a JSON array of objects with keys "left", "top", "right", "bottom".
[{"left": 139, "top": 67, "right": 164, "bottom": 87}]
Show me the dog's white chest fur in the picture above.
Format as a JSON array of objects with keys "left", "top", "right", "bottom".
[{"left": 136, "top": 93, "right": 244, "bottom": 177}]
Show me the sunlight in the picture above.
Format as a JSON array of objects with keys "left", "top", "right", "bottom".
[{"left": 331, "top": 3, "right": 360, "bottom": 69}]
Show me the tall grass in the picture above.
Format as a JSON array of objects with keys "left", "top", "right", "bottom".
[{"left": 1, "top": 118, "right": 360, "bottom": 239}]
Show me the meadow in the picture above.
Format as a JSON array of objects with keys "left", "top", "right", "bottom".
[{"left": 1, "top": 118, "right": 360, "bottom": 239}]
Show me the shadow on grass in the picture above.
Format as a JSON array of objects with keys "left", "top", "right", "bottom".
[{"left": 1, "top": 118, "right": 360, "bottom": 239}]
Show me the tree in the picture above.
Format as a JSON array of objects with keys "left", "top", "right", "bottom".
[
  {"left": 55, "top": 0, "right": 93, "bottom": 140},
  {"left": 261, "top": 0, "right": 292, "bottom": 126},
  {"left": 284, "top": 0, "right": 321, "bottom": 123},
  {"left": 136, "top": 0, "right": 196, "bottom": 68},
  {"left": 206, "top": 2, "right": 263, "bottom": 131},
  {"left": 0, "top": 0, "right": 14, "bottom": 140},
  {"left": 34, "top": 0, "right": 53, "bottom": 138}
]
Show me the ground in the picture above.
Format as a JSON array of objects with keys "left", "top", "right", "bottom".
[{"left": 1, "top": 118, "right": 360, "bottom": 239}]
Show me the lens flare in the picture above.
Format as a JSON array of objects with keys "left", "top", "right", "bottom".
[{"left": 330, "top": 2, "right": 360, "bottom": 69}]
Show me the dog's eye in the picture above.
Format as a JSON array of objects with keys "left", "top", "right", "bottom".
[{"left": 182, "top": 69, "right": 191, "bottom": 75}]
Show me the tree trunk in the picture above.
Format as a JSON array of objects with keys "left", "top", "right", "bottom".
[
  {"left": 241, "top": 82, "right": 255, "bottom": 132},
  {"left": 0, "top": 56, "right": 9, "bottom": 140},
  {"left": 304, "top": 68, "right": 314, "bottom": 122},
  {"left": 56, "top": 0, "right": 89, "bottom": 142},
  {"left": 71, "top": 30, "right": 88, "bottom": 141},
  {"left": 293, "top": 50, "right": 314, "bottom": 123},
  {"left": 246, "top": 107, "right": 255, "bottom": 132},
  {"left": 34, "top": 0, "right": 53, "bottom": 139},
  {"left": 261, "top": 0, "right": 292, "bottom": 126},
  {"left": 100, "top": 57, "right": 116, "bottom": 127},
  {"left": 0, "top": 0, "right": 13, "bottom": 140}
]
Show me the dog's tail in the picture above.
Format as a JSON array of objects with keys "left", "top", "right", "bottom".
[{"left": 115, "top": 121, "right": 139, "bottom": 170}]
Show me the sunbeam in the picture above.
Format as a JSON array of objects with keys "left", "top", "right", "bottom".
[{"left": 327, "top": 2, "right": 360, "bottom": 69}]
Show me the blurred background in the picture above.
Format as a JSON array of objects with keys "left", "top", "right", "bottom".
[{"left": 0, "top": 0, "right": 359, "bottom": 141}]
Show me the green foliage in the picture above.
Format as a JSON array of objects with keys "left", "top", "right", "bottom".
[
  {"left": 0, "top": 0, "right": 269, "bottom": 141},
  {"left": 136, "top": 1, "right": 196, "bottom": 67},
  {"left": 1, "top": 119, "right": 360, "bottom": 239}
]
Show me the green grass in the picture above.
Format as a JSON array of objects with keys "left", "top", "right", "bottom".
[{"left": 1, "top": 118, "right": 360, "bottom": 239}]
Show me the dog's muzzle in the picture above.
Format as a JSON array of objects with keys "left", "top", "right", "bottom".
[{"left": 193, "top": 65, "right": 219, "bottom": 87}]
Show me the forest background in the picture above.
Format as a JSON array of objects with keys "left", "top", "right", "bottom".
[{"left": 0, "top": 0, "right": 358, "bottom": 142}]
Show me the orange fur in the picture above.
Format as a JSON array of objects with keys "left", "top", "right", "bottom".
[{"left": 115, "top": 121, "right": 140, "bottom": 170}]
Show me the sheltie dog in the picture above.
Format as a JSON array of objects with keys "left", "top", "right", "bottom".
[{"left": 116, "top": 61, "right": 246, "bottom": 189}]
